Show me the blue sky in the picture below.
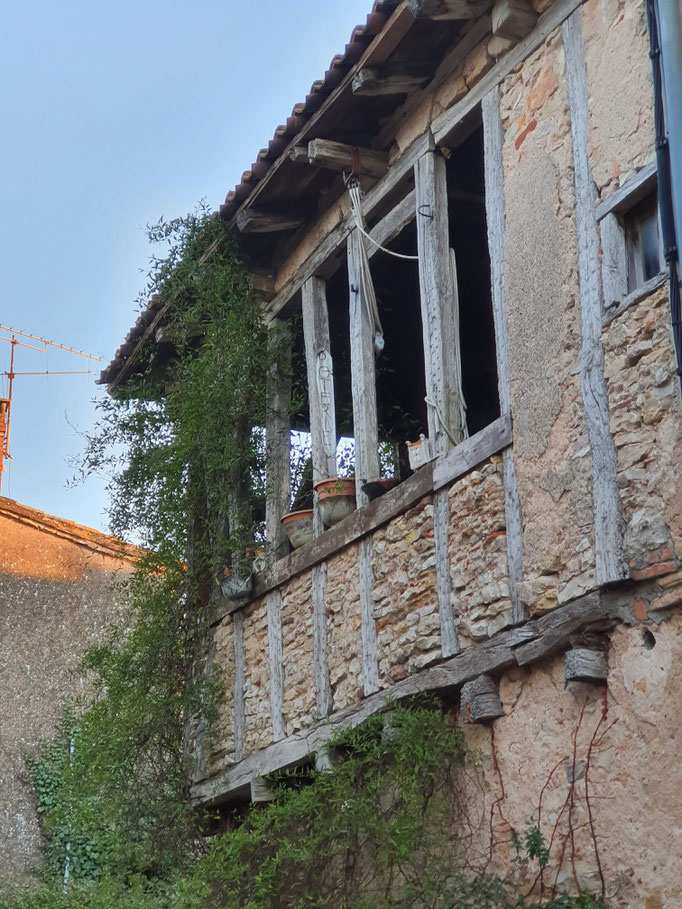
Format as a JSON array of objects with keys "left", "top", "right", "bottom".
[{"left": 0, "top": 0, "right": 372, "bottom": 533}]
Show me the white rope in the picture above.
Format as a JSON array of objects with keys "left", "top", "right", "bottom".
[
  {"left": 353, "top": 220, "right": 420, "bottom": 260},
  {"left": 347, "top": 178, "right": 385, "bottom": 353}
]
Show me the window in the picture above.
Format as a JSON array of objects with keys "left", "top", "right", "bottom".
[{"left": 625, "top": 194, "right": 665, "bottom": 292}]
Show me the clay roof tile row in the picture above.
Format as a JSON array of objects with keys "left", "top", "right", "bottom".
[
  {"left": 100, "top": 0, "right": 400, "bottom": 387},
  {"left": 219, "top": 1, "right": 398, "bottom": 219}
]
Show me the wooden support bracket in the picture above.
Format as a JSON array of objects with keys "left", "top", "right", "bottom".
[
  {"left": 352, "top": 67, "right": 428, "bottom": 96},
  {"left": 460, "top": 674, "right": 504, "bottom": 723},
  {"left": 236, "top": 207, "right": 305, "bottom": 234},
  {"left": 250, "top": 776, "right": 276, "bottom": 803},
  {"left": 306, "top": 139, "right": 389, "bottom": 178},
  {"left": 491, "top": 0, "right": 538, "bottom": 40},
  {"left": 564, "top": 647, "right": 609, "bottom": 683}
]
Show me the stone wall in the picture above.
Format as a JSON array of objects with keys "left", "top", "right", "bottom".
[
  {"left": 461, "top": 611, "right": 682, "bottom": 908},
  {"left": 602, "top": 286, "right": 682, "bottom": 577},
  {"left": 372, "top": 496, "right": 441, "bottom": 685},
  {"left": 0, "top": 498, "right": 136, "bottom": 878}
]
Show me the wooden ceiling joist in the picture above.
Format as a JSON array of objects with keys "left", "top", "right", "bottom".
[
  {"left": 302, "top": 138, "right": 389, "bottom": 178},
  {"left": 407, "top": 0, "right": 488, "bottom": 18},
  {"left": 236, "top": 208, "right": 306, "bottom": 234},
  {"left": 351, "top": 67, "right": 428, "bottom": 96}
]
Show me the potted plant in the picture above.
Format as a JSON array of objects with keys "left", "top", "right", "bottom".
[
  {"left": 314, "top": 476, "right": 356, "bottom": 527},
  {"left": 280, "top": 508, "right": 314, "bottom": 549}
]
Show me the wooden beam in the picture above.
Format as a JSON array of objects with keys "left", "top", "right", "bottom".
[
  {"left": 352, "top": 67, "right": 427, "bottom": 96},
  {"left": 563, "top": 11, "right": 625, "bottom": 586},
  {"left": 491, "top": 0, "right": 537, "bottom": 41},
  {"left": 482, "top": 87, "right": 526, "bottom": 625},
  {"left": 236, "top": 208, "right": 305, "bottom": 234},
  {"left": 266, "top": 589, "right": 286, "bottom": 741},
  {"left": 301, "top": 277, "right": 337, "bottom": 496},
  {"left": 192, "top": 588, "right": 631, "bottom": 806},
  {"left": 415, "top": 146, "right": 464, "bottom": 454},
  {"left": 348, "top": 226, "right": 381, "bottom": 696},
  {"left": 564, "top": 646, "right": 609, "bottom": 683},
  {"left": 250, "top": 776, "right": 276, "bottom": 803},
  {"left": 347, "top": 229, "right": 381, "bottom": 502},
  {"left": 265, "top": 319, "right": 291, "bottom": 563},
  {"left": 460, "top": 674, "right": 504, "bottom": 722},
  {"left": 207, "top": 415, "right": 512, "bottom": 623},
  {"left": 251, "top": 268, "right": 276, "bottom": 301},
  {"left": 306, "top": 138, "right": 389, "bottom": 179},
  {"left": 312, "top": 562, "right": 333, "bottom": 715},
  {"left": 408, "top": 0, "right": 489, "bottom": 19},
  {"left": 434, "top": 489, "right": 459, "bottom": 657},
  {"left": 232, "top": 610, "right": 246, "bottom": 763},
  {"left": 288, "top": 145, "right": 309, "bottom": 165}
]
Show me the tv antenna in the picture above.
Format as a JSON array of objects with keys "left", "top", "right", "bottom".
[{"left": 0, "top": 323, "right": 101, "bottom": 493}]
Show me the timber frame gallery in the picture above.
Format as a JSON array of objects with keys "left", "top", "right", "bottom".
[{"left": 102, "top": 0, "right": 682, "bottom": 901}]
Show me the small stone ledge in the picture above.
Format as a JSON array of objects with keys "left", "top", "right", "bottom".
[{"left": 191, "top": 583, "right": 652, "bottom": 809}]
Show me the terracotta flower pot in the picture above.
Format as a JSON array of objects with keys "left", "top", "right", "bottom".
[
  {"left": 281, "top": 509, "right": 314, "bottom": 549},
  {"left": 314, "top": 477, "right": 357, "bottom": 527}
]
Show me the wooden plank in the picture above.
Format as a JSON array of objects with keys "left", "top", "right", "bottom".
[
  {"left": 415, "top": 147, "right": 464, "bottom": 454},
  {"left": 600, "top": 213, "right": 628, "bottom": 310},
  {"left": 265, "top": 319, "right": 291, "bottom": 563},
  {"left": 348, "top": 228, "right": 381, "bottom": 504},
  {"left": 236, "top": 208, "right": 305, "bottom": 234},
  {"left": 482, "top": 87, "right": 525, "bottom": 624},
  {"left": 408, "top": 0, "right": 489, "bottom": 18},
  {"left": 302, "top": 276, "right": 337, "bottom": 538},
  {"left": 432, "top": 412, "right": 512, "bottom": 490},
  {"left": 433, "top": 0, "right": 587, "bottom": 146},
  {"left": 433, "top": 488, "right": 459, "bottom": 656},
  {"left": 266, "top": 589, "right": 286, "bottom": 741},
  {"left": 312, "top": 562, "right": 333, "bottom": 715},
  {"left": 595, "top": 160, "right": 657, "bottom": 221},
  {"left": 232, "top": 610, "right": 246, "bottom": 763},
  {"left": 307, "top": 138, "right": 389, "bottom": 179},
  {"left": 563, "top": 11, "right": 625, "bottom": 587},
  {"left": 358, "top": 537, "right": 380, "bottom": 694},
  {"left": 352, "top": 67, "right": 427, "bottom": 96}
]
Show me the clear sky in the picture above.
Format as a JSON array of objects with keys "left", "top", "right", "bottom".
[{"left": 1, "top": 0, "right": 372, "bottom": 534}]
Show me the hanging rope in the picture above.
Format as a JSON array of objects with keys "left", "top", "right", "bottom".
[{"left": 347, "top": 177, "right": 385, "bottom": 353}]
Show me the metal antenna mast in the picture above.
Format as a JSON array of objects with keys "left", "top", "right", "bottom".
[{"left": 0, "top": 323, "right": 101, "bottom": 493}]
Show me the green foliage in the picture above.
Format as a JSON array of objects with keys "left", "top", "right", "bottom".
[{"left": 9, "top": 703, "right": 607, "bottom": 909}]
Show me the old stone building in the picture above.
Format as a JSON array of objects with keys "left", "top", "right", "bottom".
[
  {"left": 0, "top": 497, "right": 138, "bottom": 876},
  {"left": 101, "top": 0, "right": 682, "bottom": 904}
]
